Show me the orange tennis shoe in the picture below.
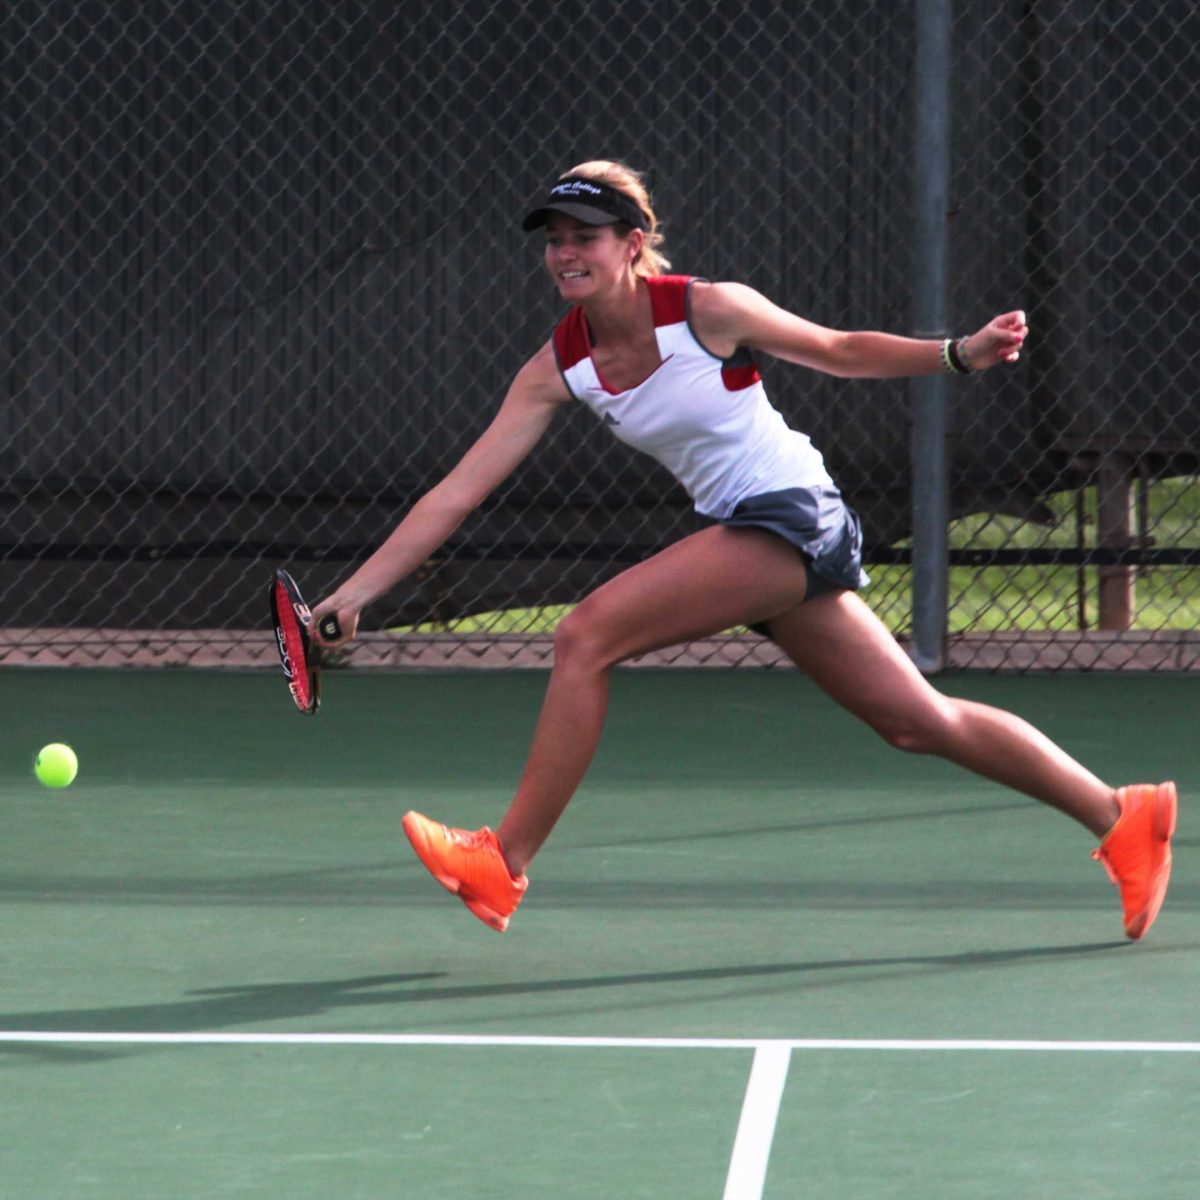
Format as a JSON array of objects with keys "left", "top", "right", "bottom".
[
  {"left": 401, "top": 811, "right": 528, "bottom": 932},
  {"left": 1092, "top": 782, "right": 1177, "bottom": 940}
]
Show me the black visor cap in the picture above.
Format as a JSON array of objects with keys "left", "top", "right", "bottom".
[{"left": 522, "top": 177, "right": 648, "bottom": 232}]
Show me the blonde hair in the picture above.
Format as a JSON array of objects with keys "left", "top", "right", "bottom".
[{"left": 562, "top": 160, "right": 670, "bottom": 277}]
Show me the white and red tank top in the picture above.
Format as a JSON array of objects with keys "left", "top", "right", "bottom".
[{"left": 551, "top": 275, "right": 831, "bottom": 518}]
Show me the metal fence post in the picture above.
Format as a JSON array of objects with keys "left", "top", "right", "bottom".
[{"left": 909, "top": 0, "right": 952, "bottom": 674}]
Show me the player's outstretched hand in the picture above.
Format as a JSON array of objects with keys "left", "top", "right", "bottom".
[{"left": 963, "top": 310, "right": 1028, "bottom": 371}]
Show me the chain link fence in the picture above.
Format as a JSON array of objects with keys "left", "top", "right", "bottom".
[{"left": 3, "top": 1, "right": 1197, "bottom": 671}]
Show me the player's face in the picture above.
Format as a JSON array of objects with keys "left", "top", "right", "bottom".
[{"left": 543, "top": 215, "right": 636, "bottom": 301}]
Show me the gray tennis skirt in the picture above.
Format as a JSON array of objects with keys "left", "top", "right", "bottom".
[{"left": 706, "top": 484, "right": 870, "bottom": 609}]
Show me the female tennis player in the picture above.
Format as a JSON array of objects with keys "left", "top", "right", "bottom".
[{"left": 311, "top": 161, "right": 1175, "bottom": 939}]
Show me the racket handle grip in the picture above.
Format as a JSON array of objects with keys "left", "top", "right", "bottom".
[{"left": 318, "top": 614, "right": 343, "bottom": 641}]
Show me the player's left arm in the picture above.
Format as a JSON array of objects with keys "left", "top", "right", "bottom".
[{"left": 689, "top": 280, "right": 1027, "bottom": 378}]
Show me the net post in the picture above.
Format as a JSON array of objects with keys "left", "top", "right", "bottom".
[{"left": 909, "top": 0, "right": 953, "bottom": 675}]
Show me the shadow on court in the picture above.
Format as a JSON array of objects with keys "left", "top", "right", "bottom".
[
  {"left": 588, "top": 798, "right": 1040, "bottom": 849},
  {"left": 3, "top": 863, "right": 1195, "bottom": 914},
  {"left": 0, "top": 940, "right": 1135, "bottom": 1064}
]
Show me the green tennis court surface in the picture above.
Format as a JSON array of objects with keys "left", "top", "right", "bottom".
[{"left": 3, "top": 668, "right": 1197, "bottom": 1197}]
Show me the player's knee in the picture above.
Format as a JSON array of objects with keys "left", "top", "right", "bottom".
[
  {"left": 871, "top": 704, "right": 957, "bottom": 755},
  {"left": 552, "top": 603, "right": 619, "bottom": 671},
  {"left": 882, "top": 726, "right": 933, "bottom": 754}
]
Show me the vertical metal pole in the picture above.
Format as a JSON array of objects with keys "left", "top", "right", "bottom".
[
  {"left": 909, "top": 0, "right": 953, "bottom": 674},
  {"left": 1096, "top": 452, "right": 1135, "bottom": 630}
]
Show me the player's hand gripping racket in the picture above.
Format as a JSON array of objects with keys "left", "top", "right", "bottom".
[{"left": 269, "top": 568, "right": 342, "bottom": 714}]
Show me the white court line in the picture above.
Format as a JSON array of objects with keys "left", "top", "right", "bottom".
[
  {"left": 8, "top": 1034, "right": 1197, "bottom": 1200},
  {"left": 2, "top": 1032, "right": 1200, "bottom": 1052},
  {"left": 723, "top": 1041, "right": 791, "bottom": 1200}
]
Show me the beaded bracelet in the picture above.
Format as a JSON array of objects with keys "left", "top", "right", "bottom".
[{"left": 941, "top": 337, "right": 974, "bottom": 375}]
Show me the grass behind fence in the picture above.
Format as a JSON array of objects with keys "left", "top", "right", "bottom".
[{"left": 397, "top": 480, "right": 1200, "bottom": 637}]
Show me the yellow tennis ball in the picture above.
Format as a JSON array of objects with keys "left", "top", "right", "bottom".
[{"left": 35, "top": 743, "right": 78, "bottom": 789}]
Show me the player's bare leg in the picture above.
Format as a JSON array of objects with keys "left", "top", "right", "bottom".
[
  {"left": 765, "top": 589, "right": 1120, "bottom": 836},
  {"left": 496, "top": 526, "right": 812, "bottom": 873}
]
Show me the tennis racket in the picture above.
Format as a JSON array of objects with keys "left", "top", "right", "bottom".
[{"left": 269, "top": 568, "right": 342, "bottom": 714}]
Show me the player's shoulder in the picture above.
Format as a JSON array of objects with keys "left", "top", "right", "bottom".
[
  {"left": 688, "top": 280, "right": 771, "bottom": 355},
  {"left": 512, "top": 338, "right": 572, "bottom": 405},
  {"left": 689, "top": 279, "right": 767, "bottom": 314}
]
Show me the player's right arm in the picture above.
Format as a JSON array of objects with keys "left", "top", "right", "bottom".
[{"left": 311, "top": 341, "right": 569, "bottom": 643}]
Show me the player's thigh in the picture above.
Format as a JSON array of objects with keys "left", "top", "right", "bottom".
[
  {"left": 560, "top": 525, "right": 810, "bottom": 664},
  {"left": 766, "top": 590, "right": 953, "bottom": 738}
]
